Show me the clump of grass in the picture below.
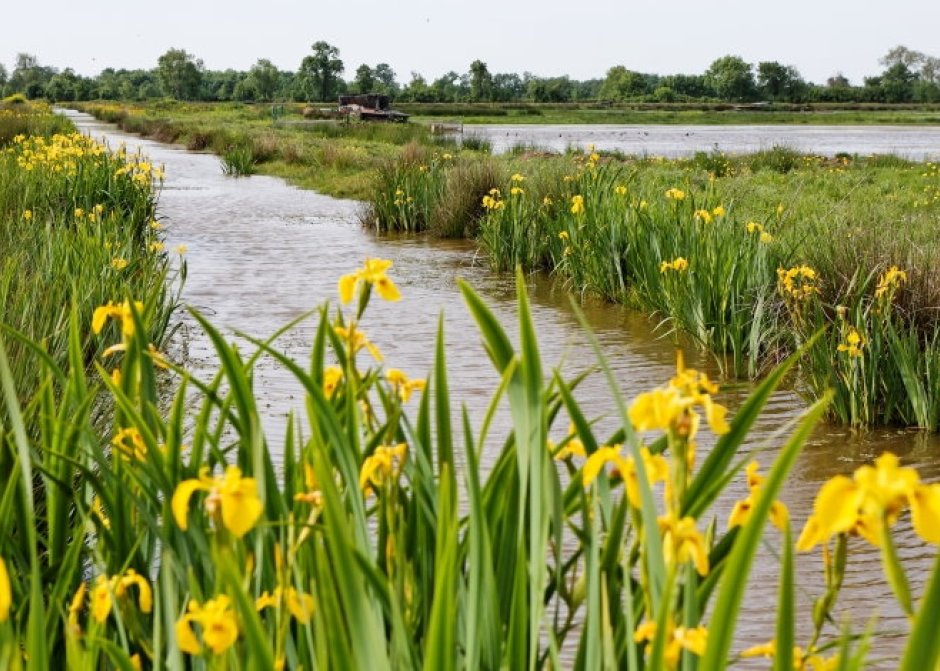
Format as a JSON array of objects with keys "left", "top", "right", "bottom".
[
  {"left": 748, "top": 145, "right": 803, "bottom": 173},
  {"left": 429, "top": 158, "right": 504, "bottom": 237},
  {"left": 461, "top": 134, "right": 492, "bottom": 153},
  {"left": 220, "top": 144, "right": 256, "bottom": 176}
]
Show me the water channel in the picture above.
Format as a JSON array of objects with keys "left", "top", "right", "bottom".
[
  {"left": 467, "top": 123, "right": 940, "bottom": 160},
  {"left": 67, "top": 110, "right": 940, "bottom": 667}
]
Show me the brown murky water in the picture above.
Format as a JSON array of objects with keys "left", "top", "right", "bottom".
[{"left": 67, "top": 110, "right": 940, "bottom": 668}]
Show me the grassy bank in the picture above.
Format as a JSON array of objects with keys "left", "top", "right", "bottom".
[
  {"left": 72, "top": 101, "right": 462, "bottom": 200},
  {"left": 0, "top": 103, "right": 176, "bottom": 419},
  {"left": 368, "top": 147, "right": 940, "bottom": 430}
]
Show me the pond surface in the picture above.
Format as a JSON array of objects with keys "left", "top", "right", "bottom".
[
  {"left": 466, "top": 123, "right": 940, "bottom": 160},
  {"left": 67, "top": 110, "right": 940, "bottom": 668}
]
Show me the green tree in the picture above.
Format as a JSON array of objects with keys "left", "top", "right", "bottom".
[
  {"left": 44, "top": 68, "right": 83, "bottom": 102},
  {"left": 492, "top": 72, "right": 524, "bottom": 102},
  {"left": 756, "top": 62, "right": 805, "bottom": 101},
  {"left": 880, "top": 62, "right": 918, "bottom": 102},
  {"left": 10, "top": 53, "right": 55, "bottom": 99},
  {"left": 431, "top": 71, "right": 464, "bottom": 102},
  {"left": 156, "top": 48, "right": 204, "bottom": 100},
  {"left": 353, "top": 64, "right": 375, "bottom": 93},
  {"left": 248, "top": 59, "right": 280, "bottom": 101},
  {"left": 0, "top": 64, "right": 7, "bottom": 95},
  {"left": 298, "top": 41, "right": 344, "bottom": 102},
  {"left": 660, "top": 74, "right": 711, "bottom": 99},
  {"left": 402, "top": 72, "right": 434, "bottom": 102},
  {"left": 373, "top": 63, "right": 399, "bottom": 95},
  {"left": 599, "top": 65, "right": 651, "bottom": 100},
  {"left": 705, "top": 55, "right": 756, "bottom": 101},
  {"left": 469, "top": 60, "right": 492, "bottom": 101}
]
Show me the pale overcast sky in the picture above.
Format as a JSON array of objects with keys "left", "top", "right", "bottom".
[{"left": 3, "top": 0, "right": 937, "bottom": 85}]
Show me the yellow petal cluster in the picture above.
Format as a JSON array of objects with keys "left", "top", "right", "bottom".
[
  {"left": 359, "top": 443, "right": 408, "bottom": 495},
  {"left": 628, "top": 356, "right": 729, "bottom": 438},
  {"left": 836, "top": 327, "right": 864, "bottom": 358},
  {"left": 634, "top": 619, "right": 708, "bottom": 669},
  {"left": 570, "top": 194, "right": 585, "bottom": 215},
  {"left": 386, "top": 368, "right": 426, "bottom": 403},
  {"left": 176, "top": 595, "right": 239, "bottom": 655},
  {"left": 337, "top": 258, "right": 401, "bottom": 304},
  {"left": 172, "top": 466, "right": 264, "bottom": 538},
  {"left": 83, "top": 569, "right": 153, "bottom": 624},
  {"left": 92, "top": 300, "right": 145, "bottom": 337},
  {"left": 665, "top": 187, "right": 686, "bottom": 201},
  {"left": 582, "top": 445, "right": 669, "bottom": 508},
  {"left": 255, "top": 586, "right": 315, "bottom": 623},
  {"left": 659, "top": 514, "right": 710, "bottom": 576},
  {"left": 874, "top": 265, "right": 907, "bottom": 300},
  {"left": 727, "top": 461, "right": 789, "bottom": 531},
  {"left": 323, "top": 365, "right": 344, "bottom": 396},
  {"left": 660, "top": 257, "right": 689, "bottom": 273},
  {"left": 797, "top": 452, "right": 940, "bottom": 551},
  {"left": 334, "top": 324, "right": 383, "bottom": 362},
  {"left": 777, "top": 265, "right": 819, "bottom": 301},
  {"left": 549, "top": 424, "right": 587, "bottom": 461}
]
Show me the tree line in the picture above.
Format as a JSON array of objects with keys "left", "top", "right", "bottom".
[{"left": 2, "top": 43, "right": 938, "bottom": 105}]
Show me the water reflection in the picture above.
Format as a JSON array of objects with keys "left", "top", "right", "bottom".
[{"left": 66, "top": 110, "right": 940, "bottom": 667}]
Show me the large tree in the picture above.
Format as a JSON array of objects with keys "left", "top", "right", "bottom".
[
  {"left": 156, "top": 48, "right": 204, "bottom": 100},
  {"left": 705, "top": 55, "right": 757, "bottom": 102},
  {"left": 468, "top": 60, "right": 492, "bottom": 102},
  {"left": 10, "top": 53, "right": 56, "bottom": 98},
  {"left": 599, "top": 66, "right": 651, "bottom": 100},
  {"left": 299, "top": 41, "right": 344, "bottom": 102},
  {"left": 373, "top": 63, "right": 399, "bottom": 96},
  {"left": 353, "top": 64, "right": 375, "bottom": 94},
  {"left": 756, "top": 61, "right": 805, "bottom": 101},
  {"left": 248, "top": 59, "right": 280, "bottom": 101}
]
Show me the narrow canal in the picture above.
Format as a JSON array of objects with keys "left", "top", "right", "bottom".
[{"left": 69, "top": 110, "right": 940, "bottom": 667}]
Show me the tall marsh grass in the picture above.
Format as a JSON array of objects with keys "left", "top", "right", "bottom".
[
  {"left": 370, "top": 147, "right": 940, "bottom": 429},
  {"left": 3, "top": 256, "right": 940, "bottom": 669},
  {"left": 0, "top": 112, "right": 176, "bottom": 414}
]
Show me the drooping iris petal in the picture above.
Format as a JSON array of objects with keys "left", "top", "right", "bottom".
[
  {"left": 172, "top": 478, "right": 210, "bottom": 531},
  {"left": 813, "top": 475, "right": 863, "bottom": 537},
  {"left": 910, "top": 483, "right": 940, "bottom": 544},
  {"left": 219, "top": 467, "right": 264, "bottom": 538}
]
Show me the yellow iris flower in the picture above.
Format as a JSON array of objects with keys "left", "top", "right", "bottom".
[
  {"left": 659, "top": 514, "right": 710, "bottom": 576},
  {"left": 635, "top": 619, "right": 708, "bottom": 669},
  {"left": 338, "top": 258, "right": 401, "bottom": 304},
  {"left": 92, "top": 300, "right": 145, "bottom": 338},
  {"left": 359, "top": 443, "right": 408, "bottom": 495},
  {"left": 334, "top": 324, "right": 383, "bottom": 362},
  {"left": 585, "top": 445, "right": 670, "bottom": 509},
  {"left": 255, "top": 587, "right": 315, "bottom": 623},
  {"left": 797, "top": 452, "right": 940, "bottom": 551},
  {"left": 727, "top": 461, "right": 790, "bottom": 531},
  {"left": 570, "top": 195, "right": 585, "bottom": 215},
  {"left": 176, "top": 595, "right": 240, "bottom": 655},
  {"left": 172, "top": 466, "right": 264, "bottom": 538},
  {"left": 386, "top": 368, "right": 426, "bottom": 403},
  {"left": 87, "top": 570, "right": 153, "bottom": 624}
]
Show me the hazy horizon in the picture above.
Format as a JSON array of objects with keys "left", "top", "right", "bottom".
[{"left": 4, "top": 0, "right": 938, "bottom": 86}]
